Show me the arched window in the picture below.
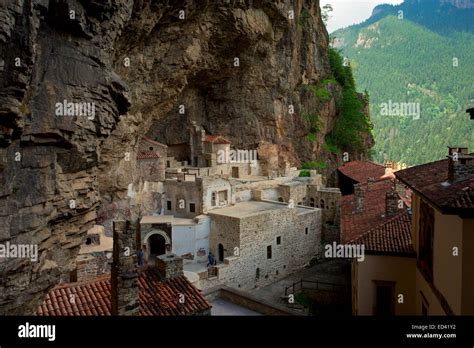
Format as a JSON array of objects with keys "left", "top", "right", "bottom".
[
  {"left": 310, "top": 198, "right": 315, "bottom": 207},
  {"left": 320, "top": 199, "right": 325, "bottom": 209}
]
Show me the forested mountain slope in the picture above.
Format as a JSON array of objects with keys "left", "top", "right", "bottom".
[{"left": 334, "top": 0, "right": 474, "bottom": 165}]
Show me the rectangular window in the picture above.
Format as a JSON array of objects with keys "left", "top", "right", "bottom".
[
  {"left": 305, "top": 227, "right": 309, "bottom": 235},
  {"left": 218, "top": 190, "right": 228, "bottom": 206},
  {"left": 189, "top": 203, "right": 196, "bottom": 213},
  {"left": 276, "top": 236, "right": 281, "bottom": 245},
  {"left": 267, "top": 245, "right": 272, "bottom": 259},
  {"left": 374, "top": 281, "right": 395, "bottom": 316},
  {"left": 167, "top": 200, "right": 172, "bottom": 210},
  {"left": 418, "top": 201, "right": 434, "bottom": 281},
  {"left": 211, "top": 192, "right": 216, "bottom": 207}
]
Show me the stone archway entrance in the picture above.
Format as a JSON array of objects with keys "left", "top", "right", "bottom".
[
  {"left": 149, "top": 234, "right": 166, "bottom": 255},
  {"left": 144, "top": 230, "right": 171, "bottom": 265}
]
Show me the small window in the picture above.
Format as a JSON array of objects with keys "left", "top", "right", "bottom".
[
  {"left": 276, "top": 236, "right": 281, "bottom": 245},
  {"left": 167, "top": 200, "right": 172, "bottom": 210},
  {"left": 149, "top": 146, "right": 153, "bottom": 151},
  {"left": 267, "top": 245, "right": 272, "bottom": 259},
  {"left": 305, "top": 227, "right": 309, "bottom": 235},
  {"left": 256, "top": 268, "right": 260, "bottom": 279},
  {"left": 189, "top": 203, "right": 196, "bottom": 213},
  {"left": 211, "top": 192, "right": 216, "bottom": 206},
  {"left": 166, "top": 160, "right": 170, "bottom": 168},
  {"left": 278, "top": 197, "right": 283, "bottom": 202},
  {"left": 85, "top": 237, "right": 92, "bottom": 245}
]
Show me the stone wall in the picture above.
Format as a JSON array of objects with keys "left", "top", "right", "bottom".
[
  {"left": 201, "top": 176, "right": 233, "bottom": 213},
  {"left": 164, "top": 179, "right": 203, "bottom": 218},
  {"left": 208, "top": 203, "right": 321, "bottom": 290},
  {"left": 308, "top": 187, "right": 341, "bottom": 224},
  {"left": 208, "top": 214, "right": 241, "bottom": 263},
  {"left": 156, "top": 254, "right": 184, "bottom": 279},
  {"left": 278, "top": 182, "right": 308, "bottom": 204},
  {"left": 76, "top": 252, "right": 111, "bottom": 282},
  {"left": 111, "top": 221, "right": 139, "bottom": 316},
  {"left": 137, "top": 158, "right": 166, "bottom": 182}
]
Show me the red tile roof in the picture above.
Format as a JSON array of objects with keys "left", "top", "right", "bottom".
[
  {"left": 341, "top": 179, "right": 409, "bottom": 243},
  {"left": 338, "top": 160, "right": 387, "bottom": 184},
  {"left": 348, "top": 211, "right": 415, "bottom": 256},
  {"left": 137, "top": 151, "right": 161, "bottom": 160},
  {"left": 395, "top": 158, "right": 474, "bottom": 215},
  {"left": 37, "top": 270, "right": 211, "bottom": 316},
  {"left": 204, "top": 135, "right": 231, "bottom": 144}
]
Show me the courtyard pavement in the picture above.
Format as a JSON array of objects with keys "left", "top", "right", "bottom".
[
  {"left": 248, "top": 259, "right": 350, "bottom": 310},
  {"left": 210, "top": 298, "right": 262, "bottom": 316}
]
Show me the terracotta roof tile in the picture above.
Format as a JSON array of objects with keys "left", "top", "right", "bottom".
[
  {"left": 395, "top": 157, "right": 474, "bottom": 215},
  {"left": 338, "top": 160, "right": 387, "bottom": 184},
  {"left": 137, "top": 151, "right": 160, "bottom": 160},
  {"left": 348, "top": 211, "right": 415, "bottom": 256},
  {"left": 37, "top": 271, "right": 211, "bottom": 316},
  {"left": 341, "top": 179, "right": 409, "bottom": 243}
]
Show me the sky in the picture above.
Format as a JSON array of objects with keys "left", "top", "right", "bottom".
[{"left": 320, "top": 0, "right": 404, "bottom": 33}]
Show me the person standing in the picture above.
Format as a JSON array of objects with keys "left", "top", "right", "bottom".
[{"left": 207, "top": 251, "right": 216, "bottom": 267}]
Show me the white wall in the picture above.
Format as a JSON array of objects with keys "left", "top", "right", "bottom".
[{"left": 171, "top": 216, "right": 210, "bottom": 262}]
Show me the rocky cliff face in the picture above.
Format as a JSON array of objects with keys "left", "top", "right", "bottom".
[{"left": 0, "top": 0, "right": 370, "bottom": 314}]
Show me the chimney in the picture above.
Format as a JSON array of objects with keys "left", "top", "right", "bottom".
[
  {"left": 367, "top": 177, "right": 375, "bottom": 191},
  {"left": 386, "top": 190, "right": 401, "bottom": 217},
  {"left": 156, "top": 253, "right": 184, "bottom": 279},
  {"left": 447, "top": 146, "right": 474, "bottom": 182},
  {"left": 353, "top": 184, "right": 365, "bottom": 214},
  {"left": 111, "top": 220, "right": 139, "bottom": 316}
]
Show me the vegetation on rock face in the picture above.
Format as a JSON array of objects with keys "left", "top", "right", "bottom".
[
  {"left": 333, "top": 0, "right": 474, "bottom": 165},
  {"left": 301, "top": 47, "right": 372, "bottom": 161},
  {"left": 325, "top": 48, "right": 373, "bottom": 155},
  {"left": 302, "top": 161, "right": 327, "bottom": 170},
  {"left": 299, "top": 170, "right": 311, "bottom": 177}
]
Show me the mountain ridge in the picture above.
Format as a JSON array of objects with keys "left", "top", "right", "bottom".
[{"left": 333, "top": 0, "right": 474, "bottom": 165}]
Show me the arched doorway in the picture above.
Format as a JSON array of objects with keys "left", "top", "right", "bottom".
[
  {"left": 149, "top": 234, "right": 166, "bottom": 256},
  {"left": 144, "top": 230, "right": 171, "bottom": 265},
  {"left": 218, "top": 243, "right": 224, "bottom": 262}
]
